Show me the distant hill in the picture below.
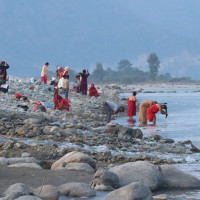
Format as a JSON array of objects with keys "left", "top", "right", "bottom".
[{"left": 0, "top": 0, "right": 200, "bottom": 79}]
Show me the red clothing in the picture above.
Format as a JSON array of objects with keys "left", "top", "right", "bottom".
[
  {"left": 89, "top": 84, "right": 99, "bottom": 97},
  {"left": 53, "top": 89, "right": 69, "bottom": 111},
  {"left": 127, "top": 100, "right": 136, "bottom": 117},
  {"left": 15, "top": 93, "right": 22, "bottom": 99},
  {"left": 147, "top": 104, "right": 159, "bottom": 121},
  {"left": 56, "top": 69, "right": 64, "bottom": 79}
]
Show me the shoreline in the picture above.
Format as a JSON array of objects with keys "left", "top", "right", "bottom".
[{"left": 0, "top": 78, "right": 200, "bottom": 199}]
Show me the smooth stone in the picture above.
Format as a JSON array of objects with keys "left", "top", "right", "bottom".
[
  {"left": 159, "top": 165, "right": 200, "bottom": 188},
  {"left": 15, "top": 195, "right": 42, "bottom": 200},
  {"left": 90, "top": 168, "right": 119, "bottom": 191},
  {"left": 33, "top": 185, "right": 59, "bottom": 200},
  {"left": 8, "top": 163, "right": 42, "bottom": 169},
  {"left": 64, "top": 162, "right": 95, "bottom": 173},
  {"left": 103, "top": 182, "right": 152, "bottom": 200},
  {"left": 7, "top": 157, "right": 39, "bottom": 164},
  {"left": 58, "top": 182, "right": 96, "bottom": 197},
  {"left": 24, "top": 118, "right": 41, "bottom": 125},
  {"left": 51, "top": 151, "right": 96, "bottom": 170},
  {"left": 0, "top": 157, "right": 8, "bottom": 165},
  {"left": 21, "top": 152, "right": 31, "bottom": 157},
  {"left": 1, "top": 183, "right": 29, "bottom": 200},
  {"left": 109, "top": 161, "right": 161, "bottom": 191}
]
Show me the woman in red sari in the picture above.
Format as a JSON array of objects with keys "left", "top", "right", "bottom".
[
  {"left": 126, "top": 92, "right": 137, "bottom": 121},
  {"left": 53, "top": 88, "right": 69, "bottom": 111},
  {"left": 147, "top": 104, "right": 168, "bottom": 124},
  {"left": 89, "top": 84, "right": 99, "bottom": 97}
]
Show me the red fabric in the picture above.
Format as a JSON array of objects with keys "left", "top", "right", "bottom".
[
  {"left": 63, "top": 71, "right": 68, "bottom": 76},
  {"left": 59, "top": 98, "right": 70, "bottom": 111},
  {"left": 89, "top": 84, "right": 99, "bottom": 97},
  {"left": 15, "top": 93, "right": 22, "bottom": 99},
  {"left": 147, "top": 104, "right": 159, "bottom": 121},
  {"left": 53, "top": 89, "right": 69, "bottom": 111},
  {"left": 127, "top": 100, "right": 136, "bottom": 117},
  {"left": 56, "top": 69, "right": 64, "bottom": 79},
  {"left": 41, "top": 76, "right": 47, "bottom": 84}
]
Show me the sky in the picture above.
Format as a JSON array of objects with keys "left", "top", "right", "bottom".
[{"left": 1, "top": 0, "right": 200, "bottom": 78}]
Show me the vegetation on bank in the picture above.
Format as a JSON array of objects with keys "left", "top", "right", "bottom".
[{"left": 48, "top": 53, "right": 194, "bottom": 84}]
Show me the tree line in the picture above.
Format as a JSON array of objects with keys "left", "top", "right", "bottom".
[{"left": 89, "top": 53, "right": 192, "bottom": 84}]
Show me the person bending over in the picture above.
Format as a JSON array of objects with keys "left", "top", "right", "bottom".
[
  {"left": 103, "top": 101, "right": 124, "bottom": 125},
  {"left": 147, "top": 104, "right": 168, "bottom": 125}
]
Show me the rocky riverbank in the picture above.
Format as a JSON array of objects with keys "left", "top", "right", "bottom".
[{"left": 0, "top": 77, "right": 200, "bottom": 199}]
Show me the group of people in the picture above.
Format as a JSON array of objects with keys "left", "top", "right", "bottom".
[
  {"left": 104, "top": 91, "right": 168, "bottom": 126},
  {"left": 41, "top": 63, "right": 99, "bottom": 98},
  {"left": 1, "top": 61, "right": 168, "bottom": 126}
]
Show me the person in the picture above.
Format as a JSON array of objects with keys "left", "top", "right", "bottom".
[
  {"left": 75, "top": 74, "right": 81, "bottom": 93},
  {"left": 41, "top": 62, "right": 49, "bottom": 84},
  {"left": 58, "top": 74, "right": 69, "bottom": 99},
  {"left": 89, "top": 84, "right": 99, "bottom": 97},
  {"left": 139, "top": 100, "right": 157, "bottom": 125},
  {"left": 147, "top": 104, "right": 168, "bottom": 125},
  {"left": 126, "top": 91, "right": 137, "bottom": 121},
  {"left": 79, "top": 69, "right": 89, "bottom": 95},
  {"left": 53, "top": 88, "right": 69, "bottom": 111},
  {"left": 13, "top": 93, "right": 30, "bottom": 102},
  {"left": 62, "top": 66, "right": 69, "bottom": 76},
  {"left": 56, "top": 66, "right": 64, "bottom": 80},
  {"left": 0, "top": 61, "right": 9, "bottom": 84},
  {"left": 103, "top": 101, "right": 124, "bottom": 125}
]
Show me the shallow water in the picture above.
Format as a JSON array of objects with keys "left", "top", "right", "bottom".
[{"left": 117, "top": 87, "right": 200, "bottom": 147}]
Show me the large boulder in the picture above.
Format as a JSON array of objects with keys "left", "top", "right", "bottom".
[
  {"left": 33, "top": 185, "right": 59, "bottom": 200},
  {"left": 1, "top": 183, "right": 29, "bottom": 200},
  {"left": 15, "top": 196, "right": 42, "bottom": 200},
  {"left": 51, "top": 151, "right": 96, "bottom": 170},
  {"left": 58, "top": 182, "right": 96, "bottom": 197},
  {"left": 103, "top": 182, "right": 152, "bottom": 200},
  {"left": 0, "top": 157, "right": 8, "bottom": 165},
  {"left": 159, "top": 165, "right": 200, "bottom": 188},
  {"left": 90, "top": 168, "right": 119, "bottom": 191},
  {"left": 109, "top": 161, "right": 161, "bottom": 190},
  {"left": 63, "top": 162, "right": 95, "bottom": 173}
]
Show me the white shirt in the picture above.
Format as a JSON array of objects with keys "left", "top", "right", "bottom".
[{"left": 106, "top": 101, "right": 119, "bottom": 111}]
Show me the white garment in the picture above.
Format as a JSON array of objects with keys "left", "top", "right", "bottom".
[{"left": 58, "top": 77, "right": 68, "bottom": 89}]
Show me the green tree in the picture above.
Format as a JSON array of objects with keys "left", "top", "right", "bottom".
[
  {"left": 117, "top": 59, "right": 133, "bottom": 72},
  {"left": 147, "top": 53, "right": 160, "bottom": 81},
  {"left": 91, "top": 62, "right": 105, "bottom": 83}
]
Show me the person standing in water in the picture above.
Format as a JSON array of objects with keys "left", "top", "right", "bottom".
[
  {"left": 41, "top": 62, "right": 49, "bottom": 84},
  {"left": 147, "top": 104, "right": 168, "bottom": 125},
  {"left": 126, "top": 92, "right": 137, "bottom": 121},
  {"left": 79, "top": 69, "right": 89, "bottom": 95},
  {"left": 139, "top": 100, "right": 157, "bottom": 125}
]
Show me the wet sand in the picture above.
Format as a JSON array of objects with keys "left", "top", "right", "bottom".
[{"left": 0, "top": 166, "right": 93, "bottom": 195}]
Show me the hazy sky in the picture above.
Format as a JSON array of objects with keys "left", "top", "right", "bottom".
[{"left": 1, "top": 0, "right": 200, "bottom": 78}]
